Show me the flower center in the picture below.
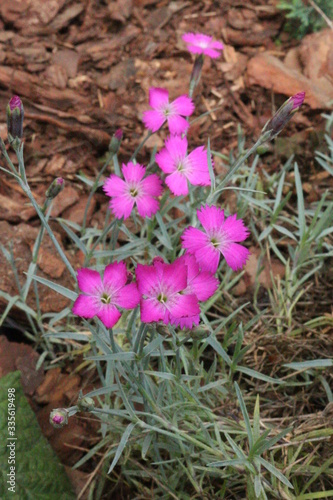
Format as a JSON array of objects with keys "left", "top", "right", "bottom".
[
  {"left": 210, "top": 237, "right": 220, "bottom": 248},
  {"left": 101, "top": 292, "right": 111, "bottom": 304},
  {"left": 130, "top": 187, "right": 139, "bottom": 197},
  {"left": 157, "top": 293, "right": 167, "bottom": 304},
  {"left": 177, "top": 161, "right": 185, "bottom": 172},
  {"left": 163, "top": 105, "right": 172, "bottom": 117}
]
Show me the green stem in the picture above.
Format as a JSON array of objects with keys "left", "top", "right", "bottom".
[
  {"left": 81, "top": 152, "right": 114, "bottom": 233},
  {"left": 22, "top": 199, "right": 53, "bottom": 301},
  {"left": 206, "top": 133, "right": 270, "bottom": 205},
  {"left": 130, "top": 131, "right": 153, "bottom": 162},
  {"left": 21, "top": 182, "right": 76, "bottom": 279}
]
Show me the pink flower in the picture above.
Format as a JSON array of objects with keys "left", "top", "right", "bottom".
[
  {"left": 103, "top": 162, "right": 163, "bottom": 220},
  {"left": 142, "top": 88, "right": 194, "bottom": 135},
  {"left": 170, "top": 254, "right": 219, "bottom": 329},
  {"left": 155, "top": 135, "right": 211, "bottom": 195},
  {"left": 182, "top": 33, "right": 224, "bottom": 59},
  {"left": 181, "top": 205, "right": 250, "bottom": 273},
  {"left": 135, "top": 257, "right": 200, "bottom": 325},
  {"left": 72, "top": 262, "right": 140, "bottom": 328}
]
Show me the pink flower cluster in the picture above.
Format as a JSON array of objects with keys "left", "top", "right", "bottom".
[
  {"left": 72, "top": 254, "right": 218, "bottom": 330},
  {"left": 87, "top": 32, "right": 250, "bottom": 330},
  {"left": 103, "top": 32, "right": 224, "bottom": 215},
  {"left": 72, "top": 206, "right": 249, "bottom": 329}
]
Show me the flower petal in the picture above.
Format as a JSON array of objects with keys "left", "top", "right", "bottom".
[
  {"left": 72, "top": 294, "right": 99, "bottom": 318},
  {"left": 155, "top": 147, "right": 175, "bottom": 174},
  {"left": 190, "top": 271, "right": 219, "bottom": 301},
  {"left": 186, "top": 146, "right": 211, "bottom": 186},
  {"left": 181, "top": 227, "right": 209, "bottom": 254},
  {"left": 197, "top": 205, "right": 225, "bottom": 234},
  {"left": 103, "top": 175, "right": 126, "bottom": 197},
  {"left": 165, "top": 134, "right": 188, "bottom": 158},
  {"left": 149, "top": 87, "right": 169, "bottom": 109},
  {"left": 97, "top": 304, "right": 121, "bottom": 329},
  {"left": 142, "top": 110, "right": 165, "bottom": 132},
  {"left": 141, "top": 174, "right": 163, "bottom": 196},
  {"left": 116, "top": 282, "right": 140, "bottom": 309},
  {"left": 135, "top": 263, "right": 158, "bottom": 295},
  {"left": 167, "top": 293, "right": 200, "bottom": 318},
  {"left": 159, "top": 258, "right": 188, "bottom": 293},
  {"left": 203, "top": 47, "right": 223, "bottom": 59},
  {"left": 140, "top": 297, "right": 165, "bottom": 323},
  {"left": 170, "top": 314, "right": 200, "bottom": 329},
  {"left": 193, "top": 244, "right": 220, "bottom": 273},
  {"left": 167, "top": 115, "right": 189, "bottom": 135},
  {"left": 220, "top": 243, "right": 250, "bottom": 271},
  {"left": 172, "top": 95, "right": 194, "bottom": 116},
  {"left": 165, "top": 171, "right": 188, "bottom": 195},
  {"left": 77, "top": 268, "right": 102, "bottom": 294},
  {"left": 103, "top": 261, "right": 127, "bottom": 291},
  {"left": 109, "top": 196, "right": 134, "bottom": 220},
  {"left": 220, "top": 214, "right": 250, "bottom": 242},
  {"left": 122, "top": 162, "right": 146, "bottom": 183},
  {"left": 136, "top": 195, "right": 160, "bottom": 218}
]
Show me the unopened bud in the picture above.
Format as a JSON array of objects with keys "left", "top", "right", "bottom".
[
  {"left": 45, "top": 177, "right": 64, "bottom": 199},
  {"left": 262, "top": 92, "right": 305, "bottom": 139},
  {"left": 77, "top": 396, "right": 95, "bottom": 412},
  {"left": 109, "top": 128, "right": 123, "bottom": 155},
  {"left": 6, "top": 96, "right": 24, "bottom": 140},
  {"left": 50, "top": 408, "right": 68, "bottom": 428}
]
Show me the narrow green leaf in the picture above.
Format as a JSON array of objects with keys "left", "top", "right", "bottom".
[
  {"left": 236, "top": 366, "right": 284, "bottom": 384},
  {"left": 257, "top": 456, "right": 293, "bottom": 489},
  {"left": 30, "top": 275, "right": 77, "bottom": 301},
  {"left": 108, "top": 422, "right": 137, "bottom": 473},
  {"left": 284, "top": 359, "right": 333, "bottom": 370},
  {"left": 294, "top": 162, "right": 306, "bottom": 239},
  {"left": 234, "top": 382, "right": 253, "bottom": 449}
]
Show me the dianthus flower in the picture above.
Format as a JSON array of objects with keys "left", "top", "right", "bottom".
[
  {"left": 170, "top": 254, "right": 219, "bottom": 329},
  {"left": 72, "top": 262, "right": 140, "bottom": 328},
  {"left": 155, "top": 135, "right": 211, "bottom": 195},
  {"left": 103, "top": 162, "right": 163, "bottom": 220},
  {"left": 182, "top": 33, "right": 224, "bottom": 59},
  {"left": 135, "top": 257, "right": 200, "bottom": 325},
  {"left": 181, "top": 205, "right": 250, "bottom": 273},
  {"left": 142, "top": 88, "right": 194, "bottom": 135}
]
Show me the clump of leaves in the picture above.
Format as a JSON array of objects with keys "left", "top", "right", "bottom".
[{"left": 278, "top": 0, "right": 333, "bottom": 39}]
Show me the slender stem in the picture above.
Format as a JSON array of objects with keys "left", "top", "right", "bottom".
[
  {"left": 0, "top": 138, "right": 18, "bottom": 175},
  {"left": 130, "top": 131, "right": 153, "bottom": 162},
  {"left": 21, "top": 182, "right": 76, "bottom": 279},
  {"left": 206, "top": 133, "right": 270, "bottom": 205},
  {"left": 81, "top": 152, "right": 114, "bottom": 233},
  {"left": 22, "top": 199, "right": 53, "bottom": 301}
]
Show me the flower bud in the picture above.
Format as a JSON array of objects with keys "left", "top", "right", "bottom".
[
  {"left": 50, "top": 408, "right": 68, "bottom": 428},
  {"left": 45, "top": 177, "right": 64, "bottom": 199},
  {"left": 77, "top": 396, "right": 95, "bottom": 412},
  {"left": 109, "top": 128, "right": 123, "bottom": 155},
  {"left": 6, "top": 95, "right": 24, "bottom": 140},
  {"left": 262, "top": 92, "right": 305, "bottom": 139}
]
